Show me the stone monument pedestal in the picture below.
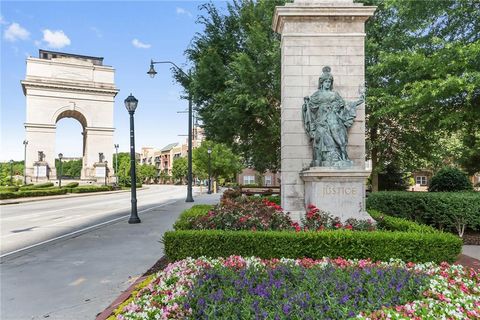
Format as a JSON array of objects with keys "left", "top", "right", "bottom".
[
  {"left": 33, "top": 161, "right": 49, "bottom": 182},
  {"left": 94, "top": 162, "right": 108, "bottom": 184},
  {"left": 301, "top": 168, "right": 371, "bottom": 221}
]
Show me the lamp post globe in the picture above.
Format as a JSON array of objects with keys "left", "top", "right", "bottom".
[
  {"left": 58, "top": 153, "right": 63, "bottom": 188},
  {"left": 207, "top": 147, "right": 212, "bottom": 194},
  {"left": 124, "top": 94, "right": 141, "bottom": 224}
]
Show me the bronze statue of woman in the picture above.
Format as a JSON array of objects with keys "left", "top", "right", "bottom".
[{"left": 302, "top": 66, "right": 364, "bottom": 167}]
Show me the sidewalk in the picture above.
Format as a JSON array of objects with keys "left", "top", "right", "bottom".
[{"left": 1, "top": 192, "right": 222, "bottom": 320}]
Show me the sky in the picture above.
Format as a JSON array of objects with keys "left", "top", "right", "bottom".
[{"left": 1, "top": 0, "right": 228, "bottom": 161}]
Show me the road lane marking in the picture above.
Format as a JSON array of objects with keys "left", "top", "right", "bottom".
[
  {"left": 0, "top": 188, "right": 182, "bottom": 219},
  {"left": 0, "top": 200, "right": 178, "bottom": 259}
]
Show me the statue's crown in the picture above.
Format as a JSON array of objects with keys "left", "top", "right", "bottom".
[{"left": 322, "top": 66, "right": 331, "bottom": 73}]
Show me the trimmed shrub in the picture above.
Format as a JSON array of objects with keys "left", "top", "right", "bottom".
[
  {"left": 366, "top": 191, "right": 480, "bottom": 235},
  {"left": 163, "top": 229, "right": 461, "bottom": 263},
  {"left": 0, "top": 191, "right": 17, "bottom": 199},
  {"left": 0, "top": 188, "right": 68, "bottom": 199},
  {"left": 0, "top": 186, "right": 19, "bottom": 192},
  {"left": 19, "top": 182, "right": 54, "bottom": 190},
  {"left": 64, "top": 182, "right": 79, "bottom": 188},
  {"left": 368, "top": 210, "right": 437, "bottom": 234},
  {"left": 429, "top": 167, "right": 473, "bottom": 192},
  {"left": 173, "top": 205, "right": 214, "bottom": 230},
  {"left": 66, "top": 185, "right": 113, "bottom": 193}
]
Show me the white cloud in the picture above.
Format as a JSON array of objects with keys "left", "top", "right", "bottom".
[
  {"left": 132, "top": 38, "right": 151, "bottom": 49},
  {"left": 176, "top": 7, "right": 192, "bottom": 17},
  {"left": 42, "top": 29, "right": 71, "bottom": 49},
  {"left": 4, "top": 22, "right": 30, "bottom": 41}
]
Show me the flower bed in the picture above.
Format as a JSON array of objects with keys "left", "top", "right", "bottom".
[
  {"left": 188, "top": 197, "right": 376, "bottom": 232},
  {"left": 111, "top": 256, "right": 479, "bottom": 320}
]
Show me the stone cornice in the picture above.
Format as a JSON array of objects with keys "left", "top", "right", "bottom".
[
  {"left": 85, "top": 126, "right": 115, "bottom": 132},
  {"left": 273, "top": 5, "right": 377, "bottom": 34},
  {"left": 21, "top": 80, "right": 119, "bottom": 97}
]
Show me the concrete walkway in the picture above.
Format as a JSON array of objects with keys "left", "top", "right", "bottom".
[
  {"left": 462, "top": 245, "right": 480, "bottom": 260},
  {"left": 0, "top": 192, "right": 221, "bottom": 320}
]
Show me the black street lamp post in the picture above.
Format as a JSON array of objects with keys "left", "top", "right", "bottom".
[
  {"left": 104, "top": 160, "right": 108, "bottom": 186},
  {"left": 125, "top": 94, "right": 141, "bottom": 224},
  {"left": 114, "top": 144, "right": 119, "bottom": 185},
  {"left": 207, "top": 147, "right": 212, "bottom": 194},
  {"left": 58, "top": 153, "right": 63, "bottom": 188},
  {"left": 9, "top": 160, "right": 14, "bottom": 185},
  {"left": 148, "top": 60, "right": 194, "bottom": 203},
  {"left": 23, "top": 140, "right": 28, "bottom": 185}
]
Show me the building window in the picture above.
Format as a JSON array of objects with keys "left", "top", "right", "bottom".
[
  {"left": 243, "top": 175, "right": 255, "bottom": 185},
  {"left": 416, "top": 176, "right": 427, "bottom": 186},
  {"left": 264, "top": 175, "right": 272, "bottom": 186}
]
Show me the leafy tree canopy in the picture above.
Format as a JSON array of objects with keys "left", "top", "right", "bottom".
[
  {"left": 193, "top": 141, "right": 243, "bottom": 181},
  {"left": 363, "top": 0, "right": 480, "bottom": 176},
  {"left": 177, "top": 0, "right": 284, "bottom": 173}
]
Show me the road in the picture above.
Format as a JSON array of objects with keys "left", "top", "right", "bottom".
[
  {"left": 0, "top": 185, "right": 220, "bottom": 320},
  {"left": 1, "top": 185, "right": 185, "bottom": 256}
]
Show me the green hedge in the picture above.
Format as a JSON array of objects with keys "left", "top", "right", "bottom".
[
  {"left": 19, "top": 182, "right": 54, "bottom": 190},
  {"left": 163, "top": 229, "right": 461, "bottom": 263},
  {"left": 366, "top": 191, "right": 480, "bottom": 232},
  {"left": 0, "top": 186, "right": 19, "bottom": 192},
  {"left": 0, "top": 188, "right": 68, "bottom": 199},
  {"left": 66, "top": 185, "right": 113, "bottom": 193},
  {"left": 368, "top": 210, "right": 437, "bottom": 234},
  {"left": 173, "top": 205, "right": 214, "bottom": 230},
  {"left": 64, "top": 182, "right": 79, "bottom": 188}
]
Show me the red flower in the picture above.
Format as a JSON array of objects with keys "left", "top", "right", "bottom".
[
  {"left": 307, "top": 204, "right": 316, "bottom": 209},
  {"left": 345, "top": 225, "right": 353, "bottom": 230},
  {"left": 335, "top": 223, "right": 342, "bottom": 229}
]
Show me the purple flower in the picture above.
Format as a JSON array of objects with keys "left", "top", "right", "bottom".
[{"left": 282, "top": 303, "right": 291, "bottom": 315}]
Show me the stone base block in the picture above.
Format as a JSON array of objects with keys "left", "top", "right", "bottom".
[{"left": 300, "top": 167, "right": 371, "bottom": 222}]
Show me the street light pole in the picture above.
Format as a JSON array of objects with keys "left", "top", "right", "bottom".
[
  {"left": 23, "top": 140, "right": 28, "bottom": 185},
  {"left": 125, "top": 94, "right": 141, "bottom": 224},
  {"left": 207, "top": 147, "right": 212, "bottom": 194},
  {"left": 114, "top": 144, "right": 119, "bottom": 185},
  {"left": 148, "top": 60, "right": 194, "bottom": 202},
  {"left": 104, "top": 160, "right": 108, "bottom": 186},
  {"left": 9, "top": 160, "right": 14, "bottom": 185},
  {"left": 58, "top": 153, "right": 63, "bottom": 188}
]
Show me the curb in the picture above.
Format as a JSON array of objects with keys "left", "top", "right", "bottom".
[
  {"left": 95, "top": 256, "right": 169, "bottom": 320},
  {"left": 455, "top": 253, "right": 480, "bottom": 270},
  {"left": 0, "top": 187, "right": 149, "bottom": 206},
  {"left": 95, "top": 275, "right": 148, "bottom": 320}
]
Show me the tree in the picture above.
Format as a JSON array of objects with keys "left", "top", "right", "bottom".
[
  {"left": 0, "top": 161, "right": 23, "bottom": 186},
  {"left": 177, "top": 0, "right": 284, "bottom": 173},
  {"left": 362, "top": 0, "right": 480, "bottom": 190},
  {"left": 172, "top": 157, "right": 188, "bottom": 184},
  {"left": 429, "top": 166, "right": 473, "bottom": 192},
  {"left": 55, "top": 159, "right": 82, "bottom": 178},
  {"left": 114, "top": 152, "right": 137, "bottom": 186},
  {"left": 192, "top": 141, "right": 243, "bottom": 182},
  {"left": 137, "top": 164, "right": 157, "bottom": 183}
]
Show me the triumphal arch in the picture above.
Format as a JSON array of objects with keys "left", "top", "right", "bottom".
[{"left": 21, "top": 50, "right": 118, "bottom": 182}]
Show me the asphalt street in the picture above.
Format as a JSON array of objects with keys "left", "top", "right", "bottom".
[
  {"left": 1, "top": 185, "right": 186, "bottom": 256},
  {"left": 0, "top": 185, "right": 221, "bottom": 320}
]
